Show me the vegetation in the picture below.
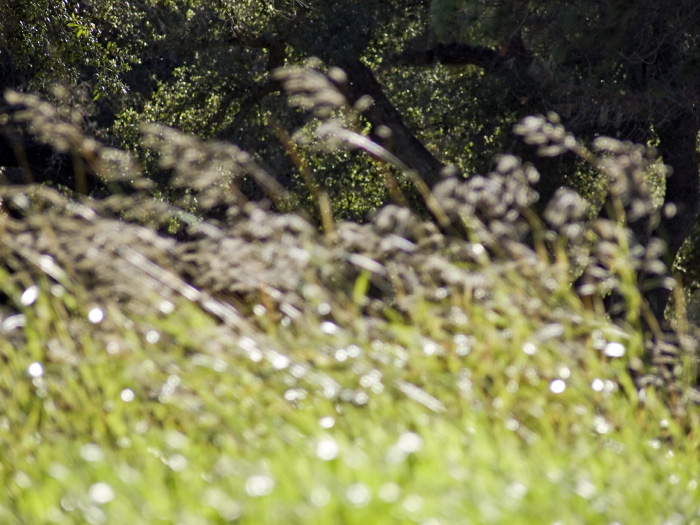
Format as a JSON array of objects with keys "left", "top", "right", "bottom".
[{"left": 1, "top": 1, "right": 700, "bottom": 523}]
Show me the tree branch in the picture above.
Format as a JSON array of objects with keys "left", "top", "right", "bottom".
[
  {"left": 394, "top": 37, "right": 535, "bottom": 76},
  {"left": 335, "top": 59, "right": 444, "bottom": 188},
  {"left": 394, "top": 42, "right": 503, "bottom": 71}
]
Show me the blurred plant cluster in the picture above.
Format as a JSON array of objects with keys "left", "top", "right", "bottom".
[{"left": 0, "top": 64, "right": 697, "bottom": 407}]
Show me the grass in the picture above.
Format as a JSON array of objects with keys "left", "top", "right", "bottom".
[
  {"left": 1, "top": 252, "right": 699, "bottom": 524},
  {"left": 1, "top": 70, "right": 700, "bottom": 524}
]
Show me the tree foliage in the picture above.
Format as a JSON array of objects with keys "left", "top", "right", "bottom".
[
  {"left": 420, "top": 0, "right": 700, "bottom": 311},
  {"left": 1, "top": 0, "right": 699, "bottom": 318}
]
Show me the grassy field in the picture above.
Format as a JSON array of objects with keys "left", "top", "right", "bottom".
[
  {"left": 1, "top": 82, "right": 700, "bottom": 524},
  {"left": 1, "top": 224, "right": 699, "bottom": 524}
]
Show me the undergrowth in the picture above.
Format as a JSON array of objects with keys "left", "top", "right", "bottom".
[{"left": 0, "top": 63, "right": 699, "bottom": 523}]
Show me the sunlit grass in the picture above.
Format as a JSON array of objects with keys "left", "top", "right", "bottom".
[
  {"left": 1, "top": 267, "right": 699, "bottom": 524},
  {"left": 1, "top": 70, "right": 699, "bottom": 524}
]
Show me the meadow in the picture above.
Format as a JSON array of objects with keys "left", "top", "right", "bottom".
[{"left": 0, "top": 72, "right": 699, "bottom": 524}]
